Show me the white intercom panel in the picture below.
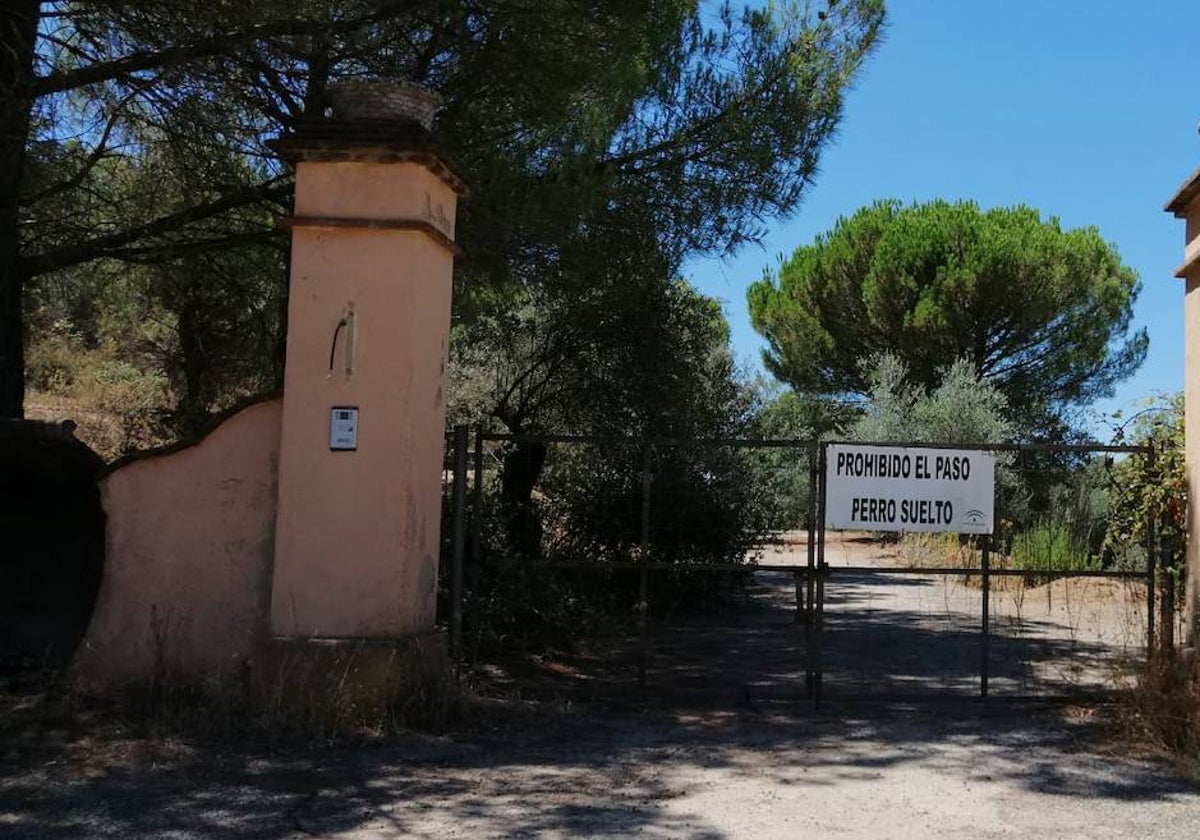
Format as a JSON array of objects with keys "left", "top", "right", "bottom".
[{"left": 330, "top": 406, "right": 359, "bottom": 451}]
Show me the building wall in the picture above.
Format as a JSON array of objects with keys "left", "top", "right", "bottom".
[
  {"left": 1166, "top": 182, "right": 1200, "bottom": 647},
  {"left": 73, "top": 399, "right": 282, "bottom": 684}
]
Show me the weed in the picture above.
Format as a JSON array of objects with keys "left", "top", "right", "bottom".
[
  {"left": 1010, "top": 521, "right": 1098, "bottom": 583},
  {"left": 93, "top": 635, "right": 467, "bottom": 744},
  {"left": 1120, "top": 649, "right": 1200, "bottom": 774}
]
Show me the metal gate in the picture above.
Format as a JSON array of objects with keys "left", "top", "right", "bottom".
[
  {"left": 442, "top": 429, "right": 1176, "bottom": 707},
  {"left": 442, "top": 427, "right": 820, "bottom": 707},
  {"left": 807, "top": 441, "right": 1170, "bottom": 706}
]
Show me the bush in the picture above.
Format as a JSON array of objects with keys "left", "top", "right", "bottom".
[
  {"left": 461, "top": 563, "right": 618, "bottom": 656},
  {"left": 853, "top": 354, "right": 1015, "bottom": 445},
  {"left": 455, "top": 437, "right": 777, "bottom": 654},
  {"left": 1103, "top": 395, "right": 1185, "bottom": 585},
  {"left": 25, "top": 323, "right": 173, "bottom": 459}
]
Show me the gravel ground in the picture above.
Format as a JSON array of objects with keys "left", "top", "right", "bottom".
[
  {"left": 814, "top": 532, "right": 1153, "bottom": 698},
  {"left": 2, "top": 701, "right": 1197, "bottom": 839},
  {"left": 2, "top": 534, "right": 1196, "bottom": 838}
]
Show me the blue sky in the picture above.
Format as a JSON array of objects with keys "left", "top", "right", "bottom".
[{"left": 684, "top": 0, "right": 1200, "bottom": 436}]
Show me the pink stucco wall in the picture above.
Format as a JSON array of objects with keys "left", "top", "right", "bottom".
[
  {"left": 269, "top": 160, "right": 457, "bottom": 639},
  {"left": 1185, "top": 209, "right": 1200, "bottom": 267},
  {"left": 1186, "top": 271, "right": 1200, "bottom": 646},
  {"left": 1176, "top": 195, "right": 1200, "bottom": 646},
  {"left": 74, "top": 149, "right": 461, "bottom": 687},
  {"left": 294, "top": 161, "right": 456, "bottom": 240},
  {"left": 74, "top": 399, "right": 282, "bottom": 684}
]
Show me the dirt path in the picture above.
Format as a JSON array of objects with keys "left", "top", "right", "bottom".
[
  {"left": 781, "top": 532, "right": 1151, "bottom": 698},
  {"left": 3, "top": 700, "right": 1197, "bottom": 839},
  {"left": 2, "top": 535, "right": 1197, "bottom": 838}
]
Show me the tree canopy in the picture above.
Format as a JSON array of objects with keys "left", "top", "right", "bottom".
[
  {"left": 746, "top": 199, "right": 1148, "bottom": 437},
  {"left": 852, "top": 353, "right": 1015, "bottom": 445},
  {"left": 1, "top": 0, "right": 886, "bottom": 422}
]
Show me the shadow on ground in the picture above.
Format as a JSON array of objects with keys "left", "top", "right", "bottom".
[
  {"left": 472, "top": 570, "right": 1143, "bottom": 709},
  {"left": 0, "top": 571, "right": 1190, "bottom": 839},
  {"left": 1, "top": 688, "right": 1194, "bottom": 839}
]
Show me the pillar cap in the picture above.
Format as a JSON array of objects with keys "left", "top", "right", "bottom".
[
  {"left": 329, "top": 80, "right": 442, "bottom": 130},
  {"left": 270, "top": 121, "right": 468, "bottom": 197},
  {"left": 270, "top": 122, "right": 465, "bottom": 195},
  {"left": 270, "top": 80, "right": 468, "bottom": 197}
]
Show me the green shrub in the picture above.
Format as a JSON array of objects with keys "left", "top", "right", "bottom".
[
  {"left": 461, "top": 563, "right": 619, "bottom": 655},
  {"left": 536, "top": 441, "right": 775, "bottom": 567},
  {"left": 1103, "top": 395, "right": 1185, "bottom": 582}
]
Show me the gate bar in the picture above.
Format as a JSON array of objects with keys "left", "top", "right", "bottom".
[
  {"left": 638, "top": 443, "right": 652, "bottom": 690},
  {"left": 814, "top": 566, "right": 1145, "bottom": 579},
  {"left": 980, "top": 534, "right": 990, "bottom": 697},
  {"left": 814, "top": 443, "right": 828, "bottom": 709},
  {"left": 476, "top": 432, "right": 1150, "bottom": 455}
]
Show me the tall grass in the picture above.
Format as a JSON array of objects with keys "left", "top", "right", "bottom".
[
  {"left": 77, "top": 632, "right": 468, "bottom": 743},
  {"left": 1010, "top": 521, "right": 1098, "bottom": 578},
  {"left": 1122, "top": 651, "right": 1200, "bottom": 774}
]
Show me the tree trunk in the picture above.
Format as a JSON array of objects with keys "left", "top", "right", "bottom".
[
  {"left": 499, "top": 438, "right": 548, "bottom": 559},
  {"left": 0, "top": 1, "right": 40, "bottom": 419},
  {"left": 175, "top": 294, "right": 207, "bottom": 436}
]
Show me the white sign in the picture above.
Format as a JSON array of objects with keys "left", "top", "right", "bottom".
[
  {"left": 825, "top": 444, "right": 995, "bottom": 534},
  {"left": 330, "top": 406, "right": 359, "bottom": 451}
]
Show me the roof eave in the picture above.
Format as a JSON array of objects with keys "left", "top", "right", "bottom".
[{"left": 1165, "top": 165, "right": 1200, "bottom": 216}]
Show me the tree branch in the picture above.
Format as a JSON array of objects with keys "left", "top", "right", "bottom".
[
  {"left": 23, "top": 176, "right": 293, "bottom": 276},
  {"left": 25, "top": 92, "right": 135, "bottom": 204},
  {"left": 33, "top": 3, "right": 416, "bottom": 97}
]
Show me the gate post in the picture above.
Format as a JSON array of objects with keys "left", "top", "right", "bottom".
[
  {"left": 1146, "top": 473, "right": 1157, "bottom": 656},
  {"left": 638, "top": 442, "right": 653, "bottom": 690},
  {"left": 268, "top": 81, "right": 467, "bottom": 642},
  {"left": 814, "top": 442, "right": 828, "bottom": 709},
  {"left": 1161, "top": 505, "right": 1176, "bottom": 651},
  {"left": 806, "top": 441, "right": 818, "bottom": 625},
  {"left": 804, "top": 441, "right": 819, "bottom": 698},
  {"left": 980, "top": 534, "right": 991, "bottom": 697},
  {"left": 450, "top": 425, "right": 468, "bottom": 658},
  {"left": 471, "top": 427, "right": 484, "bottom": 564}
]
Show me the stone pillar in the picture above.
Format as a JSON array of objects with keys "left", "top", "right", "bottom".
[
  {"left": 268, "top": 81, "right": 467, "bottom": 641},
  {"left": 1166, "top": 167, "right": 1200, "bottom": 648}
]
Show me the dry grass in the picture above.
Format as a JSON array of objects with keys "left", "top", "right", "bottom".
[
  {"left": 112, "top": 643, "right": 469, "bottom": 743},
  {"left": 26, "top": 390, "right": 171, "bottom": 462},
  {"left": 896, "top": 532, "right": 1107, "bottom": 593},
  {"left": 1119, "top": 650, "right": 1200, "bottom": 775},
  {"left": 17, "top": 639, "right": 470, "bottom": 750},
  {"left": 896, "top": 532, "right": 974, "bottom": 569}
]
